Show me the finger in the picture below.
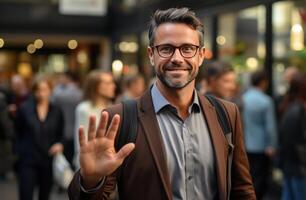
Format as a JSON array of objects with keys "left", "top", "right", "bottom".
[
  {"left": 116, "top": 143, "right": 135, "bottom": 161},
  {"left": 105, "top": 114, "right": 120, "bottom": 140},
  {"left": 79, "top": 125, "right": 86, "bottom": 147},
  {"left": 96, "top": 111, "right": 109, "bottom": 138},
  {"left": 87, "top": 115, "right": 96, "bottom": 141}
]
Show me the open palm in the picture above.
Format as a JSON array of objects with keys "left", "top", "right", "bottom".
[{"left": 79, "top": 111, "right": 135, "bottom": 188}]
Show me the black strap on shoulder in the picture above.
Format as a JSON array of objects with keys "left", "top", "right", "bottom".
[
  {"left": 115, "top": 99, "right": 138, "bottom": 151},
  {"left": 206, "top": 94, "right": 233, "bottom": 197},
  {"left": 205, "top": 94, "right": 231, "bottom": 135}
]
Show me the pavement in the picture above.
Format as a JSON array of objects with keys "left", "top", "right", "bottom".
[
  {"left": 0, "top": 172, "right": 67, "bottom": 200},
  {"left": 0, "top": 171, "right": 282, "bottom": 200}
]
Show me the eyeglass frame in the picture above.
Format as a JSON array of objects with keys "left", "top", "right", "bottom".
[{"left": 150, "top": 44, "right": 202, "bottom": 58}]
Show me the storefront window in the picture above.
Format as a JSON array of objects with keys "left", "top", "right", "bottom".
[
  {"left": 273, "top": 1, "right": 306, "bottom": 96},
  {"left": 218, "top": 5, "right": 266, "bottom": 75},
  {"left": 114, "top": 35, "right": 139, "bottom": 78}
]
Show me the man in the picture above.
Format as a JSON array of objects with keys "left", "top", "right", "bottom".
[
  {"left": 205, "top": 61, "right": 243, "bottom": 111},
  {"left": 52, "top": 71, "right": 83, "bottom": 167},
  {"left": 68, "top": 8, "right": 255, "bottom": 200},
  {"left": 115, "top": 74, "right": 146, "bottom": 103},
  {"left": 7, "top": 74, "right": 29, "bottom": 118},
  {"left": 206, "top": 61, "right": 237, "bottom": 100},
  {"left": 242, "top": 70, "right": 277, "bottom": 200},
  {"left": 0, "top": 92, "right": 15, "bottom": 179}
]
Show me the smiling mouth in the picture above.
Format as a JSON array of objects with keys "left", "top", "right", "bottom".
[{"left": 166, "top": 68, "right": 189, "bottom": 71}]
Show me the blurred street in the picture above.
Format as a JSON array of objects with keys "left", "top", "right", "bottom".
[{"left": 0, "top": 173, "right": 67, "bottom": 200}]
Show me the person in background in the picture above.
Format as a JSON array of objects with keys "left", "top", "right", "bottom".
[
  {"left": 115, "top": 74, "right": 145, "bottom": 103},
  {"left": 52, "top": 71, "right": 82, "bottom": 167},
  {"left": 205, "top": 61, "right": 243, "bottom": 110},
  {"left": 0, "top": 92, "right": 15, "bottom": 180},
  {"left": 196, "top": 76, "right": 208, "bottom": 96},
  {"left": 69, "top": 7, "right": 255, "bottom": 200},
  {"left": 73, "top": 70, "right": 116, "bottom": 169},
  {"left": 205, "top": 61, "right": 237, "bottom": 100},
  {"left": 278, "top": 73, "right": 306, "bottom": 200},
  {"left": 242, "top": 70, "right": 278, "bottom": 200},
  {"left": 7, "top": 74, "right": 29, "bottom": 118},
  {"left": 276, "top": 66, "right": 300, "bottom": 119},
  {"left": 15, "top": 75, "right": 64, "bottom": 200},
  {"left": 282, "top": 66, "right": 299, "bottom": 91}
]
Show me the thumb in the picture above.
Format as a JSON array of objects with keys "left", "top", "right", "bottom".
[{"left": 116, "top": 143, "right": 135, "bottom": 161}]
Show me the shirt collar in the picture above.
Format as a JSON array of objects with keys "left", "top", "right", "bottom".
[{"left": 151, "top": 83, "right": 200, "bottom": 114}]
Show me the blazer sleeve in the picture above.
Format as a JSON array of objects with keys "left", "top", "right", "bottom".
[
  {"left": 68, "top": 170, "right": 117, "bottom": 200},
  {"left": 224, "top": 103, "right": 256, "bottom": 199}
]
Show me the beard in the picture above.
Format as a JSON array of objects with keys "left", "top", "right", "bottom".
[{"left": 156, "top": 63, "right": 198, "bottom": 89}]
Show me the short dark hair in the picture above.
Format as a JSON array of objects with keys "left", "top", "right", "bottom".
[
  {"left": 205, "top": 61, "right": 234, "bottom": 82},
  {"left": 124, "top": 74, "right": 144, "bottom": 88},
  {"left": 148, "top": 7, "right": 204, "bottom": 46},
  {"left": 251, "top": 70, "right": 268, "bottom": 86},
  {"left": 65, "top": 71, "right": 80, "bottom": 83}
]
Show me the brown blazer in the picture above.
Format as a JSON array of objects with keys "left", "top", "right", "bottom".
[{"left": 68, "top": 90, "right": 256, "bottom": 200}]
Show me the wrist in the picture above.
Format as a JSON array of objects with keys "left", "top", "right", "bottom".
[{"left": 80, "top": 169, "right": 103, "bottom": 189}]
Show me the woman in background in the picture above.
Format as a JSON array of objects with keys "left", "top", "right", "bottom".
[
  {"left": 15, "top": 75, "right": 64, "bottom": 200},
  {"left": 279, "top": 73, "right": 306, "bottom": 200},
  {"left": 73, "top": 71, "right": 116, "bottom": 169}
]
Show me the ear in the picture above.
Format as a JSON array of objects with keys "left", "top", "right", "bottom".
[
  {"left": 147, "top": 46, "right": 155, "bottom": 66},
  {"left": 198, "top": 47, "right": 205, "bottom": 67}
]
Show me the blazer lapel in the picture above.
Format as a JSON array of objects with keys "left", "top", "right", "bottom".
[
  {"left": 138, "top": 90, "right": 172, "bottom": 200},
  {"left": 198, "top": 94, "right": 228, "bottom": 200}
]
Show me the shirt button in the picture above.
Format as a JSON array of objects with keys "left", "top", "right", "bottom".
[{"left": 188, "top": 176, "right": 193, "bottom": 181}]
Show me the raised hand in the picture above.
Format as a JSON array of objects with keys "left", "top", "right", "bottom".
[{"left": 79, "top": 111, "right": 135, "bottom": 188}]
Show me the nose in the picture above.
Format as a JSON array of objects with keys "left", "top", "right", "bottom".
[{"left": 170, "top": 48, "right": 184, "bottom": 63}]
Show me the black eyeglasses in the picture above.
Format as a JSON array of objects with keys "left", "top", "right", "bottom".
[{"left": 151, "top": 44, "right": 201, "bottom": 58}]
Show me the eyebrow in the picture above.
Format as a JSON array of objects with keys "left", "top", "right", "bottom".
[{"left": 154, "top": 43, "right": 200, "bottom": 47}]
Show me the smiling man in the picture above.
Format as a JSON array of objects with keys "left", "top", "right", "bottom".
[{"left": 68, "top": 8, "right": 255, "bottom": 200}]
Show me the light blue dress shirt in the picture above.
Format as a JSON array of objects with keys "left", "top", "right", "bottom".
[
  {"left": 151, "top": 84, "right": 217, "bottom": 200},
  {"left": 242, "top": 87, "right": 277, "bottom": 153}
]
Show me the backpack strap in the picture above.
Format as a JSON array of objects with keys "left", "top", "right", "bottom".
[
  {"left": 205, "top": 94, "right": 234, "bottom": 200},
  {"left": 205, "top": 94, "right": 232, "bottom": 135},
  {"left": 115, "top": 99, "right": 138, "bottom": 151},
  {"left": 117, "top": 95, "right": 231, "bottom": 148}
]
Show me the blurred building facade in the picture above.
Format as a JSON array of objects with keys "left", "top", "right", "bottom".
[{"left": 0, "top": 0, "right": 306, "bottom": 96}]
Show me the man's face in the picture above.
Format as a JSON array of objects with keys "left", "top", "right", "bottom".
[
  {"left": 97, "top": 73, "right": 116, "bottom": 99},
  {"left": 147, "top": 23, "right": 205, "bottom": 89},
  {"left": 214, "top": 72, "right": 237, "bottom": 99},
  {"left": 130, "top": 77, "right": 145, "bottom": 97}
]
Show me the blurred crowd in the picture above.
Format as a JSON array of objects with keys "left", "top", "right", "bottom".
[
  {"left": 0, "top": 70, "right": 146, "bottom": 200},
  {"left": 0, "top": 62, "right": 306, "bottom": 200}
]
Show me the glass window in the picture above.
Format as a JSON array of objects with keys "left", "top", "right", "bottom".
[
  {"left": 273, "top": 1, "right": 306, "bottom": 96},
  {"left": 218, "top": 5, "right": 266, "bottom": 75}
]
